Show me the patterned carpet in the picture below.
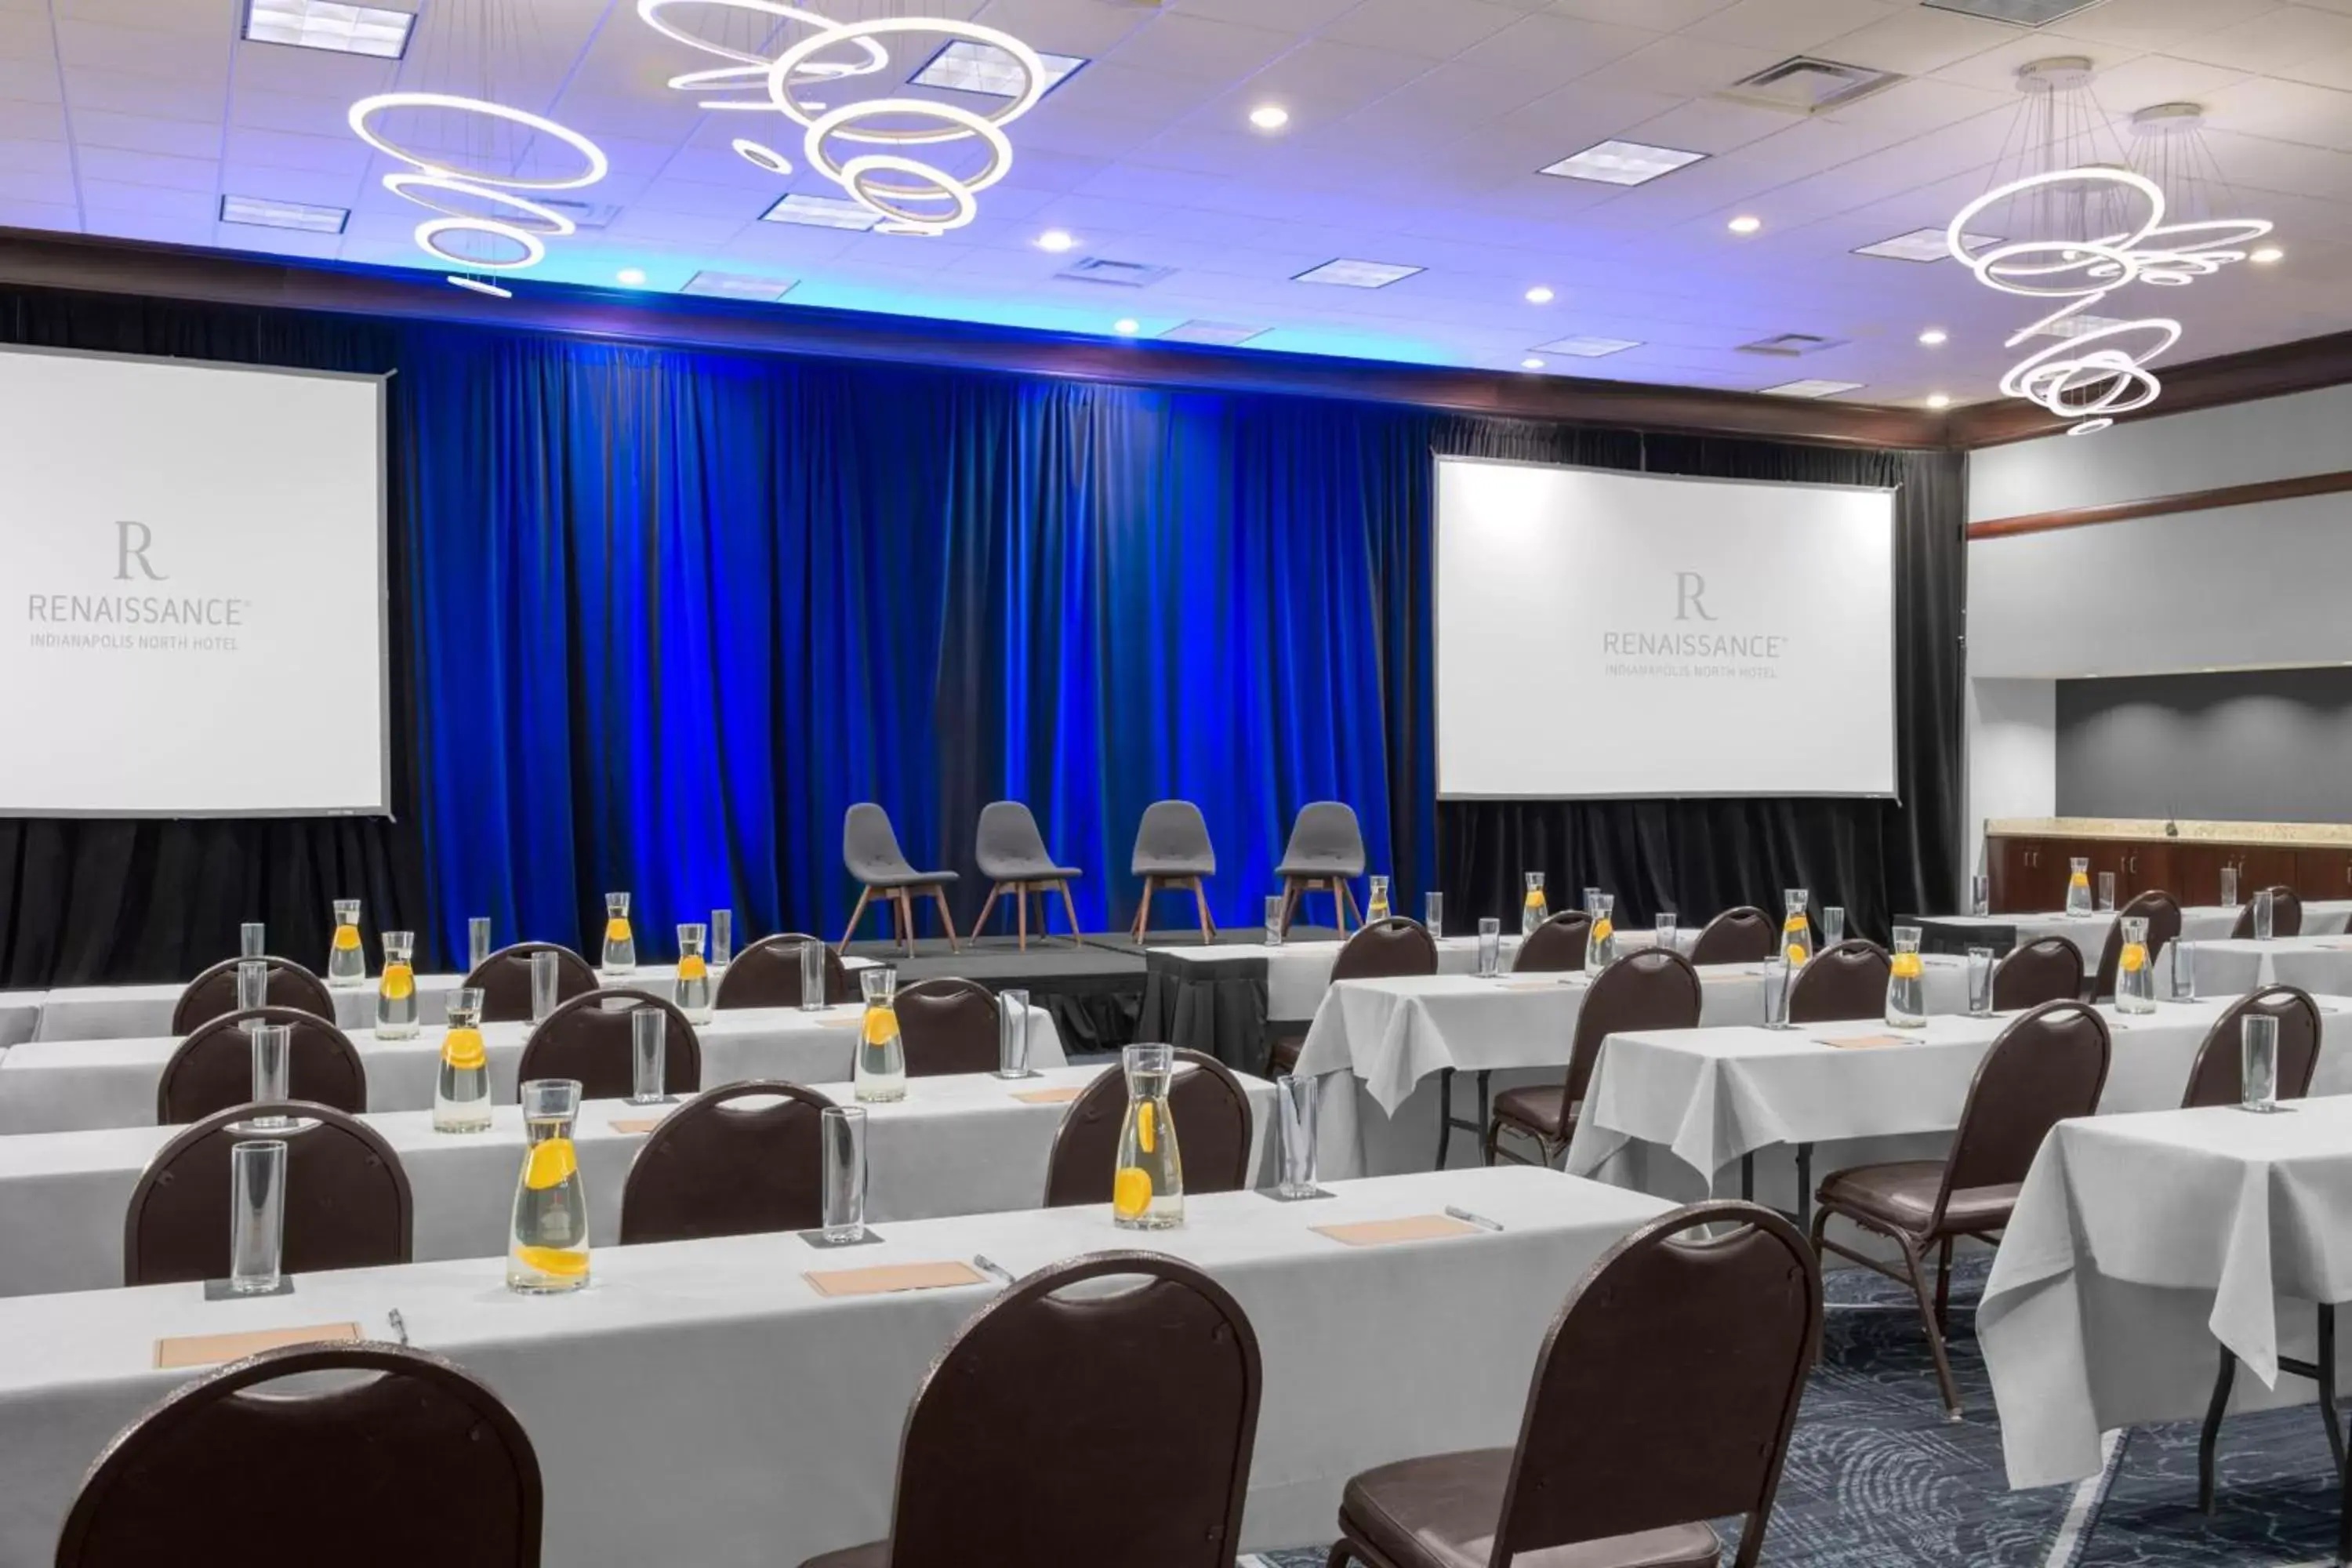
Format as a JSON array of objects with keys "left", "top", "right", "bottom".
[{"left": 1250, "top": 1257, "right": 2348, "bottom": 1567}]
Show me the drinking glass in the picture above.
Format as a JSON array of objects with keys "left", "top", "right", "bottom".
[
  {"left": 1475, "top": 917, "right": 1501, "bottom": 978},
  {"left": 798, "top": 938, "right": 826, "bottom": 1011},
  {"left": 508, "top": 1079, "right": 590, "bottom": 1293},
  {"left": 1423, "top": 891, "right": 1444, "bottom": 939},
  {"left": 2241, "top": 1014, "right": 2281, "bottom": 1113},
  {"left": 239, "top": 922, "right": 266, "bottom": 960},
  {"left": 994, "top": 988, "right": 1033, "bottom": 1078},
  {"left": 326, "top": 898, "right": 365, "bottom": 989},
  {"left": 1822, "top": 906, "right": 1846, "bottom": 949},
  {"left": 2114, "top": 915, "right": 2157, "bottom": 1014},
  {"left": 1264, "top": 895, "right": 1284, "bottom": 946},
  {"left": 1276, "top": 1073, "right": 1319, "bottom": 1197},
  {"left": 1365, "top": 875, "right": 1392, "bottom": 924},
  {"left": 2096, "top": 871, "right": 2116, "bottom": 913},
  {"left": 1655, "top": 912, "right": 1677, "bottom": 950},
  {"left": 1966, "top": 946, "right": 1996, "bottom": 1017},
  {"left": 601, "top": 892, "right": 636, "bottom": 975},
  {"left": 674, "top": 923, "right": 713, "bottom": 1025},
  {"left": 529, "top": 950, "right": 559, "bottom": 1025},
  {"left": 1970, "top": 874, "right": 1990, "bottom": 918},
  {"left": 630, "top": 1009, "right": 668, "bottom": 1105},
  {"left": 1521, "top": 873, "right": 1548, "bottom": 936},
  {"left": 467, "top": 916, "right": 493, "bottom": 975},
  {"left": 434, "top": 987, "right": 491, "bottom": 1133},
  {"left": 236, "top": 959, "right": 268, "bottom": 1021},
  {"left": 249, "top": 1023, "right": 291, "bottom": 1126},
  {"left": 2220, "top": 865, "right": 2240, "bottom": 908},
  {"left": 227, "top": 1140, "right": 287, "bottom": 1296},
  {"left": 854, "top": 967, "right": 906, "bottom": 1102},
  {"left": 376, "top": 929, "right": 418, "bottom": 1040},
  {"left": 1584, "top": 891, "right": 1616, "bottom": 975},
  {"left": 1781, "top": 890, "right": 1812, "bottom": 967},
  {"left": 1886, "top": 925, "right": 1926, "bottom": 1029},
  {"left": 2065, "top": 858, "right": 2092, "bottom": 916},
  {"left": 2170, "top": 940, "right": 2198, "bottom": 1003},
  {"left": 1762, "top": 959, "right": 1793, "bottom": 1029},
  {"left": 710, "top": 909, "right": 733, "bottom": 971},
  {"left": 820, "top": 1106, "right": 868, "bottom": 1243},
  {"left": 2253, "top": 888, "right": 2276, "bottom": 942},
  {"left": 1113, "top": 1044, "right": 1184, "bottom": 1229}
]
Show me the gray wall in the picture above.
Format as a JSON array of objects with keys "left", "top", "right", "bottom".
[{"left": 2056, "top": 667, "right": 2352, "bottom": 824}]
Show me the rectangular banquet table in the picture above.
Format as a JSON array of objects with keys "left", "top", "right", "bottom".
[
  {"left": 1904, "top": 905, "right": 2243, "bottom": 960},
  {"left": 0, "top": 1004, "right": 1065, "bottom": 1134},
  {"left": 1294, "top": 958, "right": 1973, "bottom": 1180},
  {"left": 2182, "top": 934, "right": 2352, "bottom": 997},
  {"left": 1981, "top": 1098, "right": 2352, "bottom": 1490},
  {"left": 0, "top": 996, "right": 36, "bottom": 1051},
  {"left": 0, "top": 1062, "right": 1262, "bottom": 1298},
  {"left": 1564, "top": 994, "right": 2352, "bottom": 1213},
  {"left": 0, "top": 1165, "right": 1672, "bottom": 1566}
]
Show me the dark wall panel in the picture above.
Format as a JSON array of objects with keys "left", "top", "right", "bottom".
[{"left": 2056, "top": 667, "right": 2352, "bottom": 823}]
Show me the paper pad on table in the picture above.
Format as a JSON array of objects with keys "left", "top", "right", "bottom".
[
  {"left": 1817, "top": 1033, "right": 1911, "bottom": 1050},
  {"left": 805, "top": 1261, "right": 984, "bottom": 1298},
  {"left": 156, "top": 1321, "right": 362, "bottom": 1370},
  {"left": 1011, "top": 1087, "right": 1083, "bottom": 1105},
  {"left": 609, "top": 1117, "right": 665, "bottom": 1134},
  {"left": 815, "top": 1014, "right": 865, "bottom": 1029},
  {"left": 1313, "top": 1214, "right": 1480, "bottom": 1247}
]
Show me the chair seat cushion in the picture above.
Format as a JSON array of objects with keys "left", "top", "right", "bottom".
[
  {"left": 979, "top": 862, "right": 1083, "bottom": 882},
  {"left": 798, "top": 1543, "right": 886, "bottom": 1568},
  {"left": 1817, "top": 1160, "right": 2019, "bottom": 1236},
  {"left": 1277, "top": 858, "right": 1366, "bottom": 879},
  {"left": 857, "top": 869, "right": 957, "bottom": 889},
  {"left": 1133, "top": 855, "right": 1216, "bottom": 877},
  {"left": 1341, "top": 1448, "right": 1720, "bottom": 1568},
  {"left": 1492, "top": 1085, "right": 1577, "bottom": 1140}
]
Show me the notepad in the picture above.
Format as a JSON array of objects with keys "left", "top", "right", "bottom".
[
  {"left": 609, "top": 1117, "right": 665, "bottom": 1134},
  {"left": 1312, "top": 1214, "right": 1480, "bottom": 1247},
  {"left": 815, "top": 1014, "right": 865, "bottom": 1029},
  {"left": 1817, "top": 1033, "right": 1911, "bottom": 1051},
  {"left": 154, "top": 1321, "right": 362, "bottom": 1370},
  {"left": 1011, "top": 1087, "right": 1084, "bottom": 1105},
  {"left": 804, "top": 1261, "right": 984, "bottom": 1298}
]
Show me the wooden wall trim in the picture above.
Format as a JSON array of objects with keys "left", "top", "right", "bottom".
[
  {"left": 1947, "top": 328, "right": 2352, "bottom": 449},
  {"left": 0, "top": 226, "right": 1952, "bottom": 450},
  {"left": 1969, "top": 466, "right": 2352, "bottom": 539}
]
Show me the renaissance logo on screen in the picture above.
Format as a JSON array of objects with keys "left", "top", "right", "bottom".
[
  {"left": 1598, "top": 570, "right": 1789, "bottom": 681},
  {"left": 22, "top": 521, "right": 253, "bottom": 653}
]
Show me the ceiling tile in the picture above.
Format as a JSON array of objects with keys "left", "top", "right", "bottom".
[
  {"left": 1680, "top": 0, "right": 1901, "bottom": 55},
  {"left": 1318, "top": 0, "right": 1527, "bottom": 59}
]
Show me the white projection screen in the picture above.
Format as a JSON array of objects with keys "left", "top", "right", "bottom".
[
  {"left": 0, "top": 345, "right": 388, "bottom": 817},
  {"left": 1435, "top": 456, "right": 1897, "bottom": 800}
]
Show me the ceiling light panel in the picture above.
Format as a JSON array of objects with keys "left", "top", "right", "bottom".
[
  {"left": 1762, "top": 379, "right": 1865, "bottom": 397},
  {"left": 682, "top": 271, "right": 797, "bottom": 301},
  {"left": 244, "top": 0, "right": 414, "bottom": 58},
  {"left": 761, "top": 193, "right": 884, "bottom": 231},
  {"left": 1539, "top": 140, "right": 1708, "bottom": 187},
  {"left": 1294, "top": 259, "right": 1423, "bottom": 289},
  {"left": 910, "top": 40, "right": 1087, "bottom": 99},
  {"left": 220, "top": 194, "right": 348, "bottom": 233},
  {"left": 1923, "top": 0, "right": 2107, "bottom": 23},
  {"left": 1159, "top": 321, "right": 1267, "bottom": 347},
  {"left": 1856, "top": 226, "right": 1999, "bottom": 262},
  {"left": 1532, "top": 336, "right": 1642, "bottom": 358}
]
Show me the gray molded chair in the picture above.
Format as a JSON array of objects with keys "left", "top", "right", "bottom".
[
  {"left": 970, "top": 801, "right": 1083, "bottom": 950},
  {"left": 1274, "top": 801, "right": 1366, "bottom": 938},
  {"left": 840, "top": 804, "right": 960, "bottom": 956},
  {"left": 1130, "top": 800, "right": 1218, "bottom": 944}
]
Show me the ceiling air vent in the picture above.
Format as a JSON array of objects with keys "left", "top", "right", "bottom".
[
  {"left": 539, "top": 198, "right": 622, "bottom": 230},
  {"left": 1722, "top": 56, "right": 1904, "bottom": 114},
  {"left": 1056, "top": 256, "right": 1177, "bottom": 288},
  {"left": 1737, "top": 332, "right": 1846, "bottom": 358},
  {"left": 1925, "top": 0, "right": 2108, "bottom": 24}
]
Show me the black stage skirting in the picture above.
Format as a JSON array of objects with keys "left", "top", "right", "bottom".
[{"left": 1896, "top": 916, "right": 2016, "bottom": 959}]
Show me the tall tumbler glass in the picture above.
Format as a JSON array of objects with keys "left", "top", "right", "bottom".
[
  {"left": 1971, "top": 874, "right": 1990, "bottom": 918},
  {"left": 529, "top": 950, "right": 559, "bottom": 1025},
  {"left": 1822, "top": 906, "right": 1846, "bottom": 949},
  {"left": 1966, "top": 946, "right": 1996, "bottom": 1017},
  {"left": 1423, "top": 891, "right": 1444, "bottom": 939},
  {"left": 227, "top": 1139, "right": 288, "bottom": 1295},
  {"left": 2096, "top": 872, "right": 2116, "bottom": 913},
  {"left": 798, "top": 938, "right": 827, "bottom": 1011},
  {"left": 710, "top": 909, "right": 733, "bottom": 971},
  {"left": 2253, "top": 888, "right": 2276, "bottom": 942},
  {"left": 239, "top": 922, "right": 267, "bottom": 960},
  {"left": 630, "top": 1009, "right": 667, "bottom": 1105},
  {"left": 995, "top": 989, "right": 1033, "bottom": 1078},
  {"left": 236, "top": 959, "right": 269, "bottom": 1022},
  {"left": 2241, "top": 1014, "right": 2281, "bottom": 1113},
  {"left": 1656, "top": 912, "right": 1678, "bottom": 950},
  {"left": 250, "top": 1023, "right": 291, "bottom": 1127},
  {"left": 1475, "top": 917, "right": 1501, "bottom": 978},
  {"left": 1763, "top": 959, "right": 1794, "bottom": 1029},
  {"left": 821, "top": 1106, "right": 869, "bottom": 1242},
  {"left": 2220, "top": 865, "right": 2240, "bottom": 908},
  {"left": 1276, "top": 1073, "right": 1319, "bottom": 1196},
  {"left": 1265, "top": 895, "right": 1285, "bottom": 947},
  {"left": 2171, "top": 939, "right": 2198, "bottom": 1003},
  {"left": 467, "top": 916, "right": 493, "bottom": 975}
]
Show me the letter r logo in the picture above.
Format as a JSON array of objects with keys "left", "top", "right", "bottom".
[
  {"left": 115, "top": 521, "right": 164, "bottom": 582},
  {"left": 1674, "top": 571, "right": 1714, "bottom": 622}
]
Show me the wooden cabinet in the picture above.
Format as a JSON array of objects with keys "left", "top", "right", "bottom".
[
  {"left": 1989, "top": 837, "right": 2071, "bottom": 913},
  {"left": 1992, "top": 833, "right": 2324, "bottom": 911},
  {"left": 2296, "top": 848, "right": 2352, "bottom": 899}
]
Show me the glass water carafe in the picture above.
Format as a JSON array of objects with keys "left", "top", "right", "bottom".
[
  {"left": 1522, "top": 872, "right": 1548, "bottom": 936},
  {"left": 853, "top": 966, "right": 906, "bottom": 1103},
  {"left": 1584, "top": 891, "right": 1616, "bottom": 975},
  {"left": 326, "top": 898, "right": 366, "bottom": 989},
  {"left": 1886, "top": 925, "right": 1927, "bottom": 1029},
  {"left": 1782, "top": 889, "right": 1812, "bottom": 967},
  {"left": 1112, "top": 1043, "right": 1185, "bottom": 1230},
  {"left": 2114, "top": 915, "right": 2157, "bottom": 1014},
  {"left": 601, "top": 891, "right": 635, "bottom": 975},
  {"left": 434, "top": 987, "right": 492, "bottom": 1133},
  {"left": 675, "top": 923, "right": 713, "bottom": 1025},
  {"left": 376, "top": 929, "right": 419, "bottom": 1040},
  {"left": 1365, "top": 875, "right": 1391, "bottom": 924},
  {"left": 2065, "top": 857, "right": 2092, "bottom": 916},
  {"left": 508, "top": 1078, "right": 590, "bottom": 1293}
]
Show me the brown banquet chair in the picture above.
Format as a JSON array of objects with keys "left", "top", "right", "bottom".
[
  {"left": 1043, "top": 1050, "right": 1254, "bottom": 1207},
  {"left": 156, "top": 1007, "right": 368, "bottom": 1123},
  {"left": 516, "top": 989, "right": 702, "bottom": 1103},
  {"left": 1812, "top": 999, "right": 2111, "bottom": 1419},
  {"left": 171, "top": 956, "right": 335, "bottom": 1034},
  {"left": 1486, "top": 948, "right": 1701, "bottom": 1170},
  {"left": 1786, "top": 939, "right": 1890, "bottom": 1024},
  {"left": 461, "top": 941, "right": 597, "bottom": 1025},
  {"left": 2229, "top": 885, "right": 2304, "bottom": 938},
  {"left": 1512, "top": 910, "right": 1592, "bottom": 974},
  {"left": 2086, "top": 890, "right": 2182, "bottom": 1002},
  {"left": 57, "top": 1341, "right": 542, "bottom": 1568},
  {"left": 1268, "top": 916, "right": 1437, "bottom": 1077},
  {"left": 124, "top": 1101, "right": 414, "bottom": 1287},
  {"left": 1991, "top": 936, "right": 2083, "bottom": 1012},
  {"left": 618, "top": 1080, "right": 833, "bottom": 1244},
  {"left": 1326, "top": 1200, "right": 1820, "bottom": 1568},
  {"left": 716, "top": 932, "right": 854, "bottom": 1010},
  {"left": 799, "top": 1250, "right": 1261, "bottom": 1568},
  {"left": 1688, "top": 905, "right": 1776, "bottom": 967},
  {"left": 2180, "top": 985, "right": 2323, "bottom": 1109},
  {"left": 895, "top": 977, "right": 1000, "bottom": 1076}
]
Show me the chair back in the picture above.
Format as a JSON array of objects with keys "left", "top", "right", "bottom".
[
  {"left": 1991, "top": 936, "right": 2083, "bottom": 1012},
  {"left": 124, "top": 1102, "right": 413, "bottom": 1287},
  {"left": 1786, "top": 940, "right": 1890, "bottom": 1024},
  {"left": 1278, "top": 800, "right": 1365, "bottom": 876},
  {"left": 157, "top": 1008, "right": 368, "bottom": 1124},
  {"left": 460, "top": 942, "right": 597, "bottom": 1025},
  {"left": 1688, "top": 906, "right": 1775, "bottom": 967},
  {"left": 878, "top": 1252, "right": 1259, "bottom": 1566},
  {"left": 714, "top": 933, "right": 851, "bottom": 1009},
  {"left": 2089, "top": 891, "right": 2182, "bottom": 1000},
  {"left": 171, "top": 957, "right": 335, "bottom": 1035},
  {"left": 1044, "top": 1052, "right": 1254, "bottom": 1207},
  {"left": 844, "top": 802, "right": 920, "bottom": 882},
  {"left": 975, "top": 800, "right": 1055, "bottom": 879},
  {"left": 57, "top": 1341, "right": 541, "bottom": 1568},
  {"left": 1513, "top": 912, "right": 1591, "bottom": 974},
  {"left": 2230, "top": 886, "right": 2304, "bottom": 938},
  {"left": 1492, "top": 1201, "right": 1820, "bottom": 1567},
  {"left": 618, "top": 1080, "right": 833, "bottom": 1244},
  {"left": 1565, "top": 950, "right": 1703, "bottom": 1108},
  {"left": 515, "top": 989, "right": 701, "bottom": 1103},
  {"left": 1330, "top": 916, "right": 1438, "bottom": 982},
  {"left": 1131, "top": 800, "right": 1215, "bottom": 875},
  {"left": 2180, "top": 985, "right": 2324, "bottom": 1109},
  {"left": 895, "top": 978, "right": 1001, "bottom": 1076},
  {"left": 1935, "top": 1000, "right": 2111, "bottom": 1223}
]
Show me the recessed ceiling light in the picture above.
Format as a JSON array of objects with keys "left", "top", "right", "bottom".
[
  {"left": 1249, "top": 104, "right": 1290, "bottom": 131},
  {"left": 911, "top": 39, "right": 1087, "bottom": 99},
  {"left": 1521, "top": 358, "right": 1545, "bottom": 370},
  {"left": 616, "top": 267, "right": 647, "bottom": 285},
  {"left": 2252, "top": 245, "right": 2283, "bottom": 263},
  {"left": 763, "top": 192, "right": 884, "bottom": 231},
  {"left": 1728, "top": 215, "right": 1762, "bottom": 235},
  {"left": 1525, "top": 285, "right": 1554, "bottom": 304},
  {"left": 446, "top": 275, "right": 512, "bottom": 299},
  {"left": 1037, "top": 229, "right": 1076, "bottom": 252},
  {"left": 733, "top": 139, "right": 792, "bottom": 176},
  {"left": 681, "top": 270, "right": 797, "bottom": 302},
  {"left": 1540, "top": 139, "right": 1707, "bottom": 187},
  {"left": 244, "top": 0, "right": 414, "bottom": 59},
  {"left": 1761, "top": 378, "right": 1863, "bottom": 397},
  {"left": 1926, "top": 393, "right": 1952, "bottom": 408},
  {"left": 1113, "top": 318, "right": 1141, "bottom": 336},
  {"left": 1533, "top": 335, "right": 1640, "bottom": 358},
  {"left": 1918, "top": 328, "right": 1948, "bottom": 346},
  {"left": 219, "top": 193, "right": 347, "bottom": 234},
  {"left": 1856, "top": 226, "right": 1999, "bottom": 263},
  {"left": 1294, "top": 258, "right": 1422, "bottom": 289},
  {"left": 1159, "top": 320, "right": 1267, "bottom": 347}
]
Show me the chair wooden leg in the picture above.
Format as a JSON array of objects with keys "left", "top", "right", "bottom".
[
  {"left": 929, "top": 885, "right": 960, "bottom": 952},
  {"left": 1017, "top": 883, "right": 1029, "bottom": 951},
  {"left": 1192, "top": 878, "right": 1214, "bottom": 945},
  {"left": 838, "top": 886, "right": 873, "bottom": 953},
  {"left": 969, "top": 884, "right": 1002, "bottom": 945},
  {"left": 1278, "top": 880, "right": 1300, "bottom": 938},
  {"left": 1057, "top": 880, "right": 1082, "bottom": 946},
  {"left": 1131, "top": 876, "right": 1153, "bottom": 941},
  {"left": 2200, "top": 1344, "right": 2236, "bottom": 1512}
]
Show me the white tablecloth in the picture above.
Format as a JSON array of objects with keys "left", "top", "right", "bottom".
[
  {"left": 2183, "top": 935, "right": 2352, "bottom": 998},
  {"left": 1149, "top": 928, "right": 1698, "bottom": 1021},
  {"left": 0, "top": 1004, "right": 1065, "bottom": 1135},
  {"left": 1563, "top": 994, "right": 2352, "bottom": 1207},
  {"left": 1927, "top": 905, "right": 2242, "bottom": 959},
  {"left": 0, "top": 1064, "right": 1274, "bottom": 1298},
  {"left": 0, "top": 995, "right": 37, "bottom": 1050},
  {"left": 0, "top": 1165, "right": 1672, "bottom": 1566},
  {"left": 1981, "top": 1098, "right": 2352, "bottom": 1489}
]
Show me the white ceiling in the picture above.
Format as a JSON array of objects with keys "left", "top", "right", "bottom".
[{"left": 3, "top": 0, "right": 2350, "bottom": 408}]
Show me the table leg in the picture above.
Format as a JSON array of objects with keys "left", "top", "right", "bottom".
[
  {"left": 1434, "top": 1069, "right": 1454, "bottom": 1169},
  {"left": 2200, "top": 1345, "right": 2236, "bottom": 1512}
]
